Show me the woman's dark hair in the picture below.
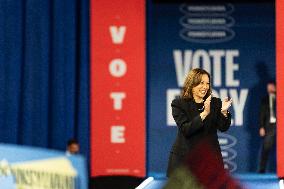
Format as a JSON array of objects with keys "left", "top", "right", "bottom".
[{"left": 181, "top": 68, "right": 212, "bottom": 100}]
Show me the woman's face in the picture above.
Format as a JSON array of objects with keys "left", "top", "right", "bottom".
[{"left": 192, "top": 74, "right": 210, "bottom": 102}]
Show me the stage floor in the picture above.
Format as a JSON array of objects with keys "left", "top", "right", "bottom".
[{"left": 138, "top": 174, "right": 280, "bottom": 189}]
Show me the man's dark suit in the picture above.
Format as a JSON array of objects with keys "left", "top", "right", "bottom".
[
  {"left": 258, "top": 94, "right": 276, "bottom": 173},
  {"left": 166, "top": 97, "right": 231, "bottom": 177}
]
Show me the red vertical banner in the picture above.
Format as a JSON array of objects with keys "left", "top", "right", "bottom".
[
  {"left": 90, "top": 0, "right": 146, "bottom": 177},
  {"left": 277, "top": 0, "right": 284, "bottom": 178}
]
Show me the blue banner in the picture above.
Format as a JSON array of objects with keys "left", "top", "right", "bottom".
[{"left": 147, "top": 2, "right": 275, "bottom": 176}]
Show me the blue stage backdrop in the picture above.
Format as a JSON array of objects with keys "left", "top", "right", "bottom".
[{"left": 147, "top": 2, "right": 275, "bottom": 176}]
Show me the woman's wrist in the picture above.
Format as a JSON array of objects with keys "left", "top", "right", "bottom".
[
  {"left": 221, "top": 110, "right": 228, "bottom": 117},
  {"left": 200, "top": 112, "right": 208, "bottom": 121}
]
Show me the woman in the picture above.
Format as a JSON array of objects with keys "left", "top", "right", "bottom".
[{"left": 167, "top": 68, "right": 232, "bottom": 176}]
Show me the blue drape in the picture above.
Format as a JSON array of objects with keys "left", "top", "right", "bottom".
[{"left": 0, "top": 0, "right": 89, "bottom": 160}]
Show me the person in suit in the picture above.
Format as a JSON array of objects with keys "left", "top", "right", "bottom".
[
  {"left": 258, "top": 80, "right": 276, "bottom": 173},
  {"left": 166, "top": 68, "right": 233, "bottom": 177}
]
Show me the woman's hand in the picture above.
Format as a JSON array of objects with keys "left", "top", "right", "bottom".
[
  {"left": 203, "top": 95, "right": 211, "bottom": 115},
  {"left": 221, "top": 97, "right": 232, "bottom": 117},
  {"left": 200, "top": 95, "right": 211, "bottom": 121}
]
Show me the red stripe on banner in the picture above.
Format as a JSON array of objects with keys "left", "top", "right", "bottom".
[
  {"left": 276, "top": 0, "right": 284, "bottom": 178},
  {"left": 90, "top": 0, "right": 145, "bottom": 177}
]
